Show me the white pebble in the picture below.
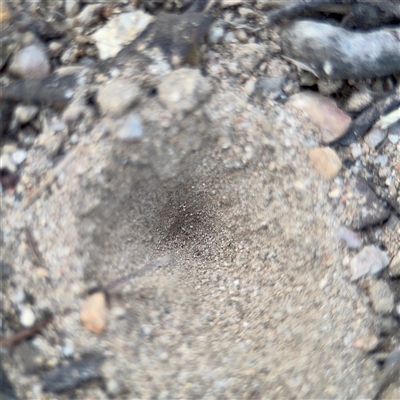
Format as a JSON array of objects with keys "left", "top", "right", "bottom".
[
  {"left": 19, "top": 306, "right": 36, "bottom": 328},
  {"left": 209, "top": 26, "right": 224, "bottom": 44},
  {"left": 62, "top": 341, "right": 75, "bottom": 357},
  {"left": 11, "top": 149, "right": 27, "bottom": 165},
  {"left": 350, "top": 143, "right": 362, "bottom": 158},
  {"left": 116, "top": 113, "right": 143, "bottom": 142},
  {"left": 388, "top": 134, "right": 399, "bottom": 144},
  {"left": 106, "top": 378, "right": 122, "bottom": 396},
  {"left": 11, "top": 288, "right": 25, "bottom": 305}
]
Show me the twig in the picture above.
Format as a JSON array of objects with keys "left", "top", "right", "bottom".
[
  {"left": 0, "top": 315, "right": 53, "bottom": 347},
  {"left": 25, "top": 225, "right": 45, "bottom": 267},
  {"left": 104, "top": 254, "right": 174, "bottom": 292},
  {"left": 341, "top": 84, "right": 400, "bottom": 145}
]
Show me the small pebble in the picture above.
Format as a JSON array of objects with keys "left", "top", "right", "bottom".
[
  {"left": 14, "top": 105, "right": 39, "bottom": 124},
  {"left": 353, "top": 333, "right": 379, "bottom": 352},
  {"left": 0, "top": 1, "right": 11, "bottom": 23},
  {"left": 97, "top": 78, "right": 141, "bottom": 116},
  {"left": 115, "top": 112, "right": 143, "bottom": 142},
  {"left": 235, "top": 29, "right": 248, "bottom": 43},
  {"left": 80, "top": 292, "right": 107, "bottom": 333},
  {"left": 209, "top": 26, "right": 224, "bottom": 44},
  {"left": 286, "top": 91, "right": 351, "bottom": 144},
  {"left": 364, "top": 128, "right": 386, "bottom": 148},
  {"left": 62, "top": 341, "right": 75, "bottom": 358},
  {"left": 19, "top": 306, "right": 36, "bottom": 328},
  {"left": 350, "top": 245, "right": 390, "bottom": 281},
  {"left": 11, "top": 149, "right": 27, "bottom": 166},
  {"left": 308, "top": 147, "right": 342, "bottom": 180},
  {"left": 350, "top": 143, "right": 362, "bottom": 159},
  {"left": 65, "top": 0, "right": 81, "bottom": 17},
  {"left": 9, "top": 44, "right": 51, "bottom": 79},
  {"left": 158, "top": 68, "right": 212, "bottom": 114},
  {"left": 388, "top": 134, "right": 399, "bottom": 144},
  {"left": 11, "top": 288, "right": 25, "bottom": 305},
  {"left": 369, "top": 280, "right": 394, "bottom": 315},
  {"left": 106, "top": 378, "right": 122, "bottom": 396},
  {"left": 336, "top": 226, "right": 362, "bottom": 249}
]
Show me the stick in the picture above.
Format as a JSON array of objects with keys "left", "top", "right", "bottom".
[
  {"left": 0, "top": 315, "right": 53, "bottom": 347},
  {"left": 104, "top": 254, "right": 174, "bottom": 292}
]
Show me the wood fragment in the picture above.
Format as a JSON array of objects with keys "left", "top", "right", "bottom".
[
  {"left": 104, "top": 254, "right": 174, "bottom": 292},
  {"left": 281, "top": 20, "right": 400, "bottom": 80},
  {"left": 25, "top": 226, "right": 45, "bottom": 267},
  {"left": 341, "top": 85, "right": 400, "bottom": 145},
  {"left": 0, "top": 315, "right": 53, "bottom": 347}
]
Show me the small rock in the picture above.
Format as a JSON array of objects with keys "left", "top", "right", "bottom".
[
  {"left": 342, "top": 176, "right": 391, "bottom": 230},
  {"left": 96, "top": 78, "right": 141, "bottom": 116},
  {"left": 80, "top": 292, "right": 107, "bottom": 333},
  {"left": 224, "top": 31, "right": 238, "bottom": 43},
  {"left": 0, "top": 153, "right": 17, "bottom": 173},
  {"left": 11, "top": 150, "right": 27, "bottom": 166},
  {"left": 244, "top": 78, "right": 256, "bottom": 96},
  {"left": 308, "top": 147, "right": 342, "bottom": 180},
  {"left": 208, "top": 26, "right": 224, "bottom": 44},
  {"left": 369, "top": 280, "right": 394, "bottom": 315},
  {"left": 14, "top": 105, "right": 39, "bottom": 124},
  {"left": 65, "top": 0, "right": 80, "bottom": 17},
  {"left": 11, "top": 288, "right": 25, "bottom": 305},
  {"left": 389, "top": 251, "right": 400, "bottom": 277},
  {"left": 92, "top": 11, "right": 154, "bottom": 60},
  {"left": 106, "top": 378, "right": 123, "bottom": 397},
  {"left": 221, "top": 0, "right": 245, "bottom": 7},
  {"left": 61, "top": 341, "right": 75, "bottom": 358},
  {"left": 388, "top": 133, "right": 399, "bottom": 144},
  {"left": 350, "top": 143, "right": 362, "bottom": 159},
  {"left": 114, "top": 112, "right": 143, "bottom": 142},
  {"left": 286, "top": 91, "right": 351, "bottom": 144},
  {"left": 253, "top": 76, "right": 284, "bottom": 101},
  {"left": 19, "top": 305, "right": 36, "bottom": 328},
  {"left": 158, "top": 68, "right": 212, "bottom": 114},
  {"left": 317, "top": 79, "right": 342, "bottom": 96},
  {"left": 14, "top": 341, "right": 45, "bottom": 373},
  {"left": 353, "top": 334, "right": 380, "bottom": 353},
  {"left": 9, "top": 44, "right": 51, "bottom": 79},
  {"left": 336, "top": 226, "right": 362, "bottom": 249},
  {"left": 377, "top": 317, "right": 398, "bottom": 336},
  {"left": 364, "top": 128, "right": 386, "bottom": 148},
  {"left": 345, "top": 88, "right": 373, "bottom": 112},
  {"left": 235, "top": 29, "right": 248, "bottom": 43},
  {"left": 74, "top": 4, "right": 105, "bottom": 28},
  {"left": 350, "top": 245, "right": 390, "bottom": 281},
  {"left": 42, "top": 356, "right": 104, "bottom": 393}
]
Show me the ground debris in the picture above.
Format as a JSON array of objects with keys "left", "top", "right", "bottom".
[{"left": 42, "top": 356, "right": 105, "bottom": 393}]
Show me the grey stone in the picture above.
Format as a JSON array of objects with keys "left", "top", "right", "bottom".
[
  {"left": 369, "top": 280, "right": 394, "bottom": 314},
  {"left": 364, "top": 128, "right": 386, "bottom": 148},
  {"left": 42, "top": 356, "right": 105, "bottom": 393},
  {"left": 158, "top": 68, "right": 212, "bottom": 114},
  {"left": 96, "top": 78, "right": 141, "bottom": 116},
  {"left": 342, "top": 176, "right": 390, "bottom": 230},
  {"left": 9, "top": 44, "right": 51, "bottom": 79},
  {"left": 113, "top": 112, "right": 143, "bottom": 142},
  {"left": 14, "top": 342, "right": 45, "bottom": 373},
  {"left": 350, "top": 245, "right": 390, "bottom": 281}
]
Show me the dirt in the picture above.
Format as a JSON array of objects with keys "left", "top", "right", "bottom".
[{"left": 1, "top": 1, "right": 400, "bottom": 399}]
